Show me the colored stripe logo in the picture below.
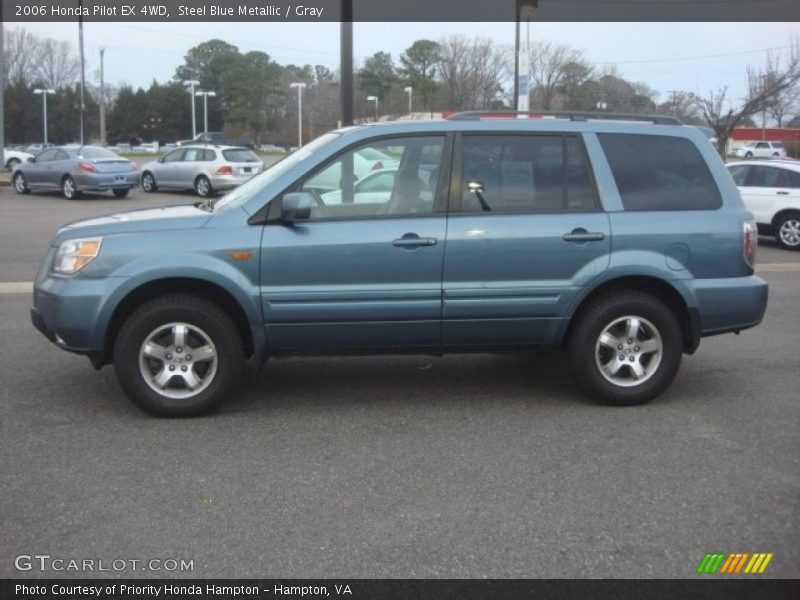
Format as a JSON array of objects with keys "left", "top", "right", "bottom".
[{"left": 697, "top": 552, "right": 773, "bottom": 574}]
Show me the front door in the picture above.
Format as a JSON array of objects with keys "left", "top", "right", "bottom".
[
  {"left": 442, "top": 133, "right": 610, "bottom": 347},
  {"left": 259, "top": 134, "right": 450, "bottom": 352}
]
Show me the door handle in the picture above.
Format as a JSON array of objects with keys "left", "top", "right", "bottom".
[
  {"left": 776, "top": 191, "right": 790, "bottom": 195},
  {"left": 392, "top": 234, "right": 438, "bottom": 248},
  {"left": 563, "top": 229, "right": 605, "bottom": 242}
]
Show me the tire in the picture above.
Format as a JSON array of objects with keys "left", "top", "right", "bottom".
[
  {"left": 774, "top": 212, "right": 800, "bottom": 250},
  {"left": 13, "top": 172, "right": 29, "bottom": 194},
  {"left": 745, "top": 152, "right": 753, "bottom": 158},
  {"left": 141, "top": 172, "right": 157, "bottom": 193},
  {"left": 113, "top": 294, "right": 244, "bottom": 417},
  {"left": 195, "top": 175, "right": 212, "bottom": 197},
  {"left": 62, "top": 175, "right": 81, "bottom": 200},
  {"left": 773, "top": 152, "right": 780, "bottom": 157},
  {"left": 112, "top": 188, "right": 130, "bottom": 199},
  {"left": 568, "top": 291, "right": 682, "bottom": 406},
  {"left": 6, "top": 157, "right": 21, "bottom": 171}
]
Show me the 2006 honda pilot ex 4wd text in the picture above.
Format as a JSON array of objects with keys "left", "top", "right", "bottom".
[{"left": 31, "top": 112, "right": 768, "bottom": 417}]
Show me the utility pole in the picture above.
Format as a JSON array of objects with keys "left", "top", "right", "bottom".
[
  {"left": 0, "top": 25, "right": 5, "bottom": 169},
  {"left": 668, "top": 90, "right": 680, "bottom": 116},
  {"left": 99, "top": 48, "right": 106, "bottom": 145},
  {"left": 34, "top": 89, "right": 56, "bottom": 144},
  {"left": 340, "top": 0, "right": 353, "bottom": 127},
  {"left": 195, "top": 91, "right": 216, "bottom": 134},
  {"left": 78, "top": 0, "right": 86, "bottom": 144},
  {"left": 515, "top": 1, "right": 537, "bottom": 112},
  {"left": 404, "top": 86, "right": 413, "bottom": 115}
]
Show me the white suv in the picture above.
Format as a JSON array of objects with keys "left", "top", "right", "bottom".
[
  {"left": 732, "top": 141, "right": 787, "bottom": 159},
  {"left": 727, "top": 159, "right": 800, "bottom": 249}
]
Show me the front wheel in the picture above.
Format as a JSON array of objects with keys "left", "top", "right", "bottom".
[
  {"left": 113, "top": 295, "right": 245, "bottom": 417},
  {"left": 62, "top": 176, "right": 81, "bottom": 200},
  {"left": 195, "top": 175, "right": 212, "bottom": 197},
  {"left": 6, "top": 157, "right": 21, "bottom": 171},
  {"left": 112, "top": 188, "right": 130, "bottom": 198},
  {"left": 141, "top": 172, "right": 157, "bottom": 192},
  {"left": 568, "top": 291, "right": 682, "bottom": 406},
  {"left": 775, "top": 213, "right": 800, "bottom": 250},
  {"left": 13, "top": 172, "right": 29, "bottom": 194},
  {"left": 745, "top": 151, "right": 753, "bottom": 158}
]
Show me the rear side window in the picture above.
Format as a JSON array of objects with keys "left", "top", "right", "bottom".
[
  {"left": 599, "top": 133, "right": 722, "bottom": 211},
  {"left": 460, "top": 134, "right": 598, "bottom": 213},
  {"left": 223, "top": 149, "right": 259, "bottom": 162}
]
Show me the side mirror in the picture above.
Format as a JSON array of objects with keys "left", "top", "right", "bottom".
[
  {"left": 280, "top": 192, "right": 313, "bottom": 224},
  {"left": 27, "top": 157, "right": 36, "bottom": 163}
]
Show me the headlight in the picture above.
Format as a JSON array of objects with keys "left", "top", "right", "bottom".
[{"left": 53, "top": 237, "right": 103, "bottom": 274}]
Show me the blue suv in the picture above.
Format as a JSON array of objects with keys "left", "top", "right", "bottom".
[{"left": 31, "top": 112, "right": 768, "bottom": 416}]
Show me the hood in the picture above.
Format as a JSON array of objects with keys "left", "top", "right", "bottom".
[{"left": 52, "top": 204, "right": 213, "bottom": 245}]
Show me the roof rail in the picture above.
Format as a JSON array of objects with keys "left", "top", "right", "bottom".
[{"left": 446, "top": 111, "right": 683, "bottom": 126}]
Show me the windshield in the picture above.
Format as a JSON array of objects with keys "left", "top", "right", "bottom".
[
  {"left": 214, "top": 132, "right": 341, "bottom": 212},
  {"left": 80, "top": 146, "right": 122, "bottom": 159}
]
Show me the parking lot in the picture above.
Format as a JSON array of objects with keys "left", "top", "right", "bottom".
[{"left": 1, "top": 184, "right": 798, "bottom": 578}]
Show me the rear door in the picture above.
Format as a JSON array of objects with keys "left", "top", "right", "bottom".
[{"left": 442, "top": 133, "right": 610, "bottom": 347}]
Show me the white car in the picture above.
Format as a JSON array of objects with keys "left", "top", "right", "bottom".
[
  {"left": 727, "top": 159, "right": 800, "bottom": 249},
  {"left": 4, "top": 148, "right": 34, "bottom": 171},
  {"left": 732, "top": 141, "right": 787, "bottom": 159}
]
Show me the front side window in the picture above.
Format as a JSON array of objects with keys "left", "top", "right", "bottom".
[
  {"left": 459, "top": 134, "right": 597, "bottom": 213},
  {"left": 36, "top": 149, "right": 58, "bottom": 162},
  {"left": 299, "top": 136, "right": 445, "bottom": 219},
  {"left": 728, "top": 165, "right": 749, "bottom": 186},
  {"left": 598, "top": 133, "right": 722, "bottom": 211},
  {"left": 162, "top": 149, "right": 184, "bottom": 163}
]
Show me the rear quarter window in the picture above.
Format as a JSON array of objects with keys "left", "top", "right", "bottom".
[{"left": 598, "top": 133, "right": 722, "bottom": 211}]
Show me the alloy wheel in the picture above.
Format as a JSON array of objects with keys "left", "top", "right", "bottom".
[
  {"left": 594, "top": 315, "right": 663, "bottom": 387},
  {"left": 779, "top": 218, "right": 800, "bottom": 248}
]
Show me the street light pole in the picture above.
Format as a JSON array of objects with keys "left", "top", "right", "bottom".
[
  {"left": 404, "top": 86, "right": 413, "bottom": 115},
  {"left": 366, "top": 95, "right": 379, "bottom": 122},
  {"left": 99, "top": 47, "right": 106, "bottom": 145},
  {"left": 183, "top": 80, "right": 200, "bottom": 138},
  {"left": 290, "top": 82, "right": 307, "bottom": 147},
  {"left": 195, "top": 91, "right": 217, "bottom": 134},
  {"left": 33, "top": 89, "right": 56, "bottom": 144}
]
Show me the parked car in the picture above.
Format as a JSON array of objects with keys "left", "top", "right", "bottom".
[
  {"left": 22, "top": 143, "right": 55, "bottom": 155},
  {"left": 302, "top": 148, "right": 400, "bottom": 193},
  {"left": 30, "top": 112, "right": 768, "bottom": 417},
  {"left": 12, "top": 146, "right": 139, "bottom": 199},
  {"left": 176, "top": 131, "right": 253, "bottom": 149},
  {"left": 4, "top": 148, "right": 34, "bottom": 171},
  {"left": 727, "top": 159, "right": 800, "bottom": 249},
  {"left": 140, "top": 145, "right": 263, "bottom": 197},
  {"left": 319, "top": 166, "right": 436, "bottom": 205},
  {"left": 732, "top": 141, "right": 787, "bottom": 159}
]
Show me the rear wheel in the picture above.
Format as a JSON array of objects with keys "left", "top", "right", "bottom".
[
  {"left": 112, "top": 188, "right": 130, "bottom": 198},
  {"left": 13, "top": 172, "right": 29, "bottom": 194},
  {"left": 141, "top": 172, "right": 157, "bottom": 192},
  {"left": 745, "top": 151, "right": 753, "bottom": 158},
  {"left": 195, "top": 175, "right": 212, "bottom": 197},
  {"left": 568, "top": 291, "right": 682, "bottom": 406},
  {"left": 113, "top": 295, "right": 244, "bottom": 417},
  {"left": 62, "top": 176, "right": 81, "bottom": 200},
  {"left": 775, "top": 212, "right": 800, "bottom": 250}
]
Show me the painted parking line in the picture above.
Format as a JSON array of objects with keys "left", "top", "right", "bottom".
[
  {"left": 0, "top": 263, "right": 798, "bottom": 295},
  {"left": 0, "top": 282, "right": 33, "bottom": 294}
]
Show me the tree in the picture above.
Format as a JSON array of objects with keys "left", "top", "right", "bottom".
[
  {"left": 787, "top": 115, "right": 800, "bottom": 128},
  {"left": 399, "top": 40, "right": 441, "bottom": 113},
  {"left": 527, "top": 41, "right": 590, "bottom": 111},
  {"left": 436, "top": 36, "right": 509, "bottom": 111},
  {"left": 2, "top": 27, "right": 39, "bottom": 86},
  {"left": 357, "top": 52, "right": 396, "bottom": 101},
  {"left": 694, "top": 40, "right": 800, "bottom": 157},
  {"left": 32, "top": 38, "right": 80, "bottom": 89}
]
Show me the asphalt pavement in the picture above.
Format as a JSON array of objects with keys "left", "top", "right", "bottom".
[{"left": 0, "top": 185, "right": 798, "bottom": 579}]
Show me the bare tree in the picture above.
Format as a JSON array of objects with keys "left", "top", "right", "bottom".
[
  {"left": 694, "top": 40, "right": 800, "bottom": 157},
  {"left": 2, "top": 27, "right": 39, "bottom": 85},
  {"left": 757, "top": 51, "right": 799, "bottom": 127},
  {"left": 436, "top": 36, "right": 509, "bottom": 111},
  {"left": 32, "top": 38, "right": 80, "bottom": 89},
  {"left": 526, "top": 41, "right": 590, "bottom": 111}
]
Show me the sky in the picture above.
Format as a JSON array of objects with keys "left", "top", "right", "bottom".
[{"left": 9, "top": 21, "right": 800, "bottom": 109}]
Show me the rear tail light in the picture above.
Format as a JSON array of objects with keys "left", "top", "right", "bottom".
[
  {"left": 743, "top": 219, "right": 757, "bottom": 268},
  {"left": 216, "top": 165, "right": 232, "bottom": 175},
  {"left": 371, "top": 161, "right": 383, "bottom": 171},
  {"left": 78, "top": 161, "right": 97, "bottom": 173}
]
